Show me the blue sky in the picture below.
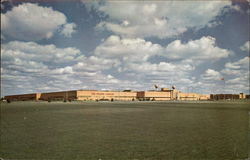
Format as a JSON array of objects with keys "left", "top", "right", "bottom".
[{"left": 1, "top": 0, "right": 249, "bottom": 96}]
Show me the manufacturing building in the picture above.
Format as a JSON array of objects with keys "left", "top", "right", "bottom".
[
  {"left": 4, "top": 93, "right": 41, "bottom": 101},
  {"left": 4, "top": 88, "right": 209, "bottom": 102},
  {"left": 210, "top": 93, "right": 246, "bottom": 100},
  {"left": 135, "top": 88, "right": 209, "bottom": 101},
  {"left": 3, "top": 88, "right": 247, "bottom": 102},
  {"left": 136, "top": 88, "right": 210, "bottom": 101},
  {"left": 5, "top": 90, "right": 137, "bottom": 102}
]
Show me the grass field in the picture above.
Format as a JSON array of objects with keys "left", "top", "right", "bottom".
[{"left": 1, "top": 101, "right": 249, "bottom": 160}]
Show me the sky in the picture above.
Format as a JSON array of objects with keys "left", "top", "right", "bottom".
[{"left": 1, "top": 0, "right": 250, "bottom": 96}]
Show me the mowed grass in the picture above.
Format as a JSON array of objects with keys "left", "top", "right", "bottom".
[{"left": 1, "top": 101, "right": 249, "bottom": 160}]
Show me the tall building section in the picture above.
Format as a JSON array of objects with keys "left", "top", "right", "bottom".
[{"left": 137, "top": 90, "right": 172, "bottom": 101}]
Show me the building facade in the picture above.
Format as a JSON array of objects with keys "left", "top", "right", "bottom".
[
  {"left": 39, "top": 90, "right": 77, "bottom": 101},
  {"left": 3, "top": 88, "right": 248, "bottom": 102},
  {"left": 76, "top": 90, "right": 137, "bottom": 101},
  {"left": 4, "top": 93, "right": 41, "bottom": 101},
  {"left": 210, "top": 93, "right": 246, "bottom": 100},
  {"left": 198, "top": 94, "right": 210, "bottom": 100},
  {"left": 137, "top": 91, "right": 172, "bottom": 101},
  {"left": 178, "top": 93, "right": 200, "bottom": 101}
]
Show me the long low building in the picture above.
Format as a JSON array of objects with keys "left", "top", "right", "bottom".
[
  {"left": 3, "top": 88, "right": 248, "bottom": 102},
  {"left": 4, "top": 93, "right": 41, "bottom": 101},
  {"left": 137, "top": 88, "right": 210, "bottom": 101},
  {"left": 5, "top": 90, "right": 137, "bottom": 101},
  {"left": 210, "top": 93, "right": 246, "bottom": 100}
]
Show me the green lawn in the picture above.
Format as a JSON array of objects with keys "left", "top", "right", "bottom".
[{"left": 1, "top": 101, "right": 249, "bottom": 160}]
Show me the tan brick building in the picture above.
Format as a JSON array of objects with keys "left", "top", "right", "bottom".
[
  {"left": 210, "top": 93, "right": 246, "bottom": 100},
  {"left": 136, "top": 88, "right": 181, "bottom": 101},
  {"left": 76, "top": 90, "right": 137, "bottom": 101},
  {"left": 4, "top": 93, "right": 41, "bottom": 101},
  {"left": 39, "top": 90, "right": 77, "bottom": 101},
  {"left": 4, "top": 88, "right": 247, "bottom": 102},
  {"left": 137, "top": 91, "right": 172, "bottom": 101},
  {"left": 178, "top": 93, "right": 200, "bottom": 100}
]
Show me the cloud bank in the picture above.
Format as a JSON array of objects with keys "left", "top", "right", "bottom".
[{"left": 85, "top": 1, "right": 236, "bottom": 39}]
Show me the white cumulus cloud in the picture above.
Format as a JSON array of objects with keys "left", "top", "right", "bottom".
[
  {"left": 1, "top": 41, "right": 129, "bottom": 95},
  {"left": 1, "top": 3, "right": 76, "bottom": 41},
  {"left": 85, "top": 1, "right": 237, "bottom": 39},
  {"left": 224, "top": 56, "right": 249, "bottom": 70},
  {"left": 2, "top": 41, "right": 81, "bottom": 65},
  {"left": 202, "top": 69, "right": 222, "bottom": 81},
  {"left": 164, "top": 36, "right": 231, "bottom": 61},
  {"left": 94, "top": 35, "right": 162, "bottom": 62}
]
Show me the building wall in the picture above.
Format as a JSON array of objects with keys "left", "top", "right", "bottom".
[
  {"left": 178, "top": 93, "right": 200, "bottom": 100},
  {"left": 76, "top": 90, "right": 96, "bottom": 101},
  {"left": 77, "top": 90, "right": 137, "bottom": 101},
  {"left": 199, "top": 94, "right": 210, "bottom": 100},
  {"left": 39, "top": 91, "right": 77, "bottom": 101},
  {"left": 137, "top": 91, "right": 172, "bottom": 101},
  {"left": 4, "top": 90, "right": 247, "bottom": 102},
  {"left": 4, "top": 93, "right": 40, "bottom": 101},
  {"left": 210, "top": 94, "right": 240, "bottom": 100},
  {"left": 113, "top": 91, "right": 137, "bottom": 101}
]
